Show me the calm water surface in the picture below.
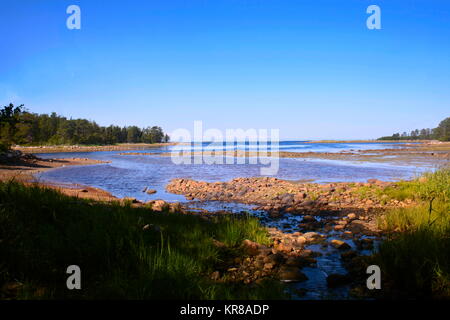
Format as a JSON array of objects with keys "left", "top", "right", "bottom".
[
  {"left": 35, "top": 142, "right": 433, "bottom": 299},
  {"left": 36, "top": 142, "right": 430, "bottom": 203}
]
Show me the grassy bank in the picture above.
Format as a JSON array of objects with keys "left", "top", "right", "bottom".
[
  {"left": 0, "top": 181, "right": 285, "bottom": 300},
  {"left": 375, "top": 167, "right": 450, "bottom": 298}
]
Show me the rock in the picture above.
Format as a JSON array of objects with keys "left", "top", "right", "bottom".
[
  {"left": 300, "top": 200, "right": 316, "bottom": 208},
  {"left": 211, "top": 271, "right": 220, "bottom": 281},
  {"left": 263, "top": 263, "right": 275, "bottom": 270},
  {"left": 278, "top": 266, "right": 308, "bottom": 282},
  {"left": 293, "top": 236, "right": 307, "bottom": 246},
  {"left": 264, "top": 253, "right": 285, "bottom": 264},
  {"left": 298, "top": 249, "right": 314, "bottom": 258},
  {"left": 122, "top": 197, "right": 139, "bottom": 204},
  {"left": 301, "top": 215, "right": 317, "bottom": 223},
  {"left": 347, "top": 213, "right": 357, "bottom": 220},
  {"left": 149, "top": 199, "right": 169, "bottom": 211},
  {"left": 242, "top": 239, "right": 260, "bottom": 256},
  {"left": 348, "top": 220, "right": 366, "bottom": 233},
  {"left": 169, "top": 202, "right": 182, "bottom": 213},
  {"left": 285, "top": 256, "right": 307, "bottom": 267},
  {"left": 146, "top": 188, "right": 157, "bottom": 194},
  {"left": 326, "top": 274, "right": 351, "bottom": 288},
  {"left": 303, "top": 232, "right": 319, "bottom": 239},
  {"left": 330, "top": 239, "right": 351, "bottom": 250},
  {"left": 294, "top": 192, "right": 307, "bottom": 202},
  {"left": 355, "top": 238, "right": 374, "bottom": 250},
  {"left": 276, "top": 243, "right": 293, "bottom": 253}
]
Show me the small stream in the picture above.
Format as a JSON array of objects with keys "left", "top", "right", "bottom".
[{"left": 183, "top": 200, "right": 378, "bottom": 300}]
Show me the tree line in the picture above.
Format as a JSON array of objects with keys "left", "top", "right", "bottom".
[
  {"left": 0, "top": 104, "right": 169, "bottom": 151},
  {"left": 378, "top": 117, "right": 450, "bottom": 141}
]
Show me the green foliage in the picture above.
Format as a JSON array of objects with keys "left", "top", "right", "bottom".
[
  {"left": 375, "top": 168, "right": 450, "bottom": 298},
  {"left": 214, "top": 214, "right": 271, "bottom": 247},
  {"left": 0, "top": 181, "right": 283, "bottom": 300},
  {"left": 381, "top": 167, "right": 450, "bottom": 202},
  {"left": 0, "top": 103, "right": 24, "bottom": 149},
  {"left": 378, "top": 116, "right": 450, "bottom": 141},
  {"left": 0, "top": 104, "right": 169, "bottom": 146}
]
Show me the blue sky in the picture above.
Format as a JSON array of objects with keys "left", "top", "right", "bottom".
[{"left": 1, "top": 0, "right": 449, "bottom": 140}]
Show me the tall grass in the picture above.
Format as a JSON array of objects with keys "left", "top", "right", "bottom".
[
  {"left": 0, "top": 181, "right": 284, "bottom": 299},
  {"left": 382, "top": 167, "right": 450, "bottom": 202},
  {"left": 375, "top": 167, "right": 450, "bottom": 298}
]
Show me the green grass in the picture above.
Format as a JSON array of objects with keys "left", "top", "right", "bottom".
[
  {"left": 374, "top": 167, "right": 450, "bottom": 298},
  {"left": 0, "top": 181, "right": 285, "bottom": 300},
  {"left": 352, "top": 167, "right": 450, "bottom": 204},
  {"left": 381, "top": 167, "right": 450, "bottom": 202}
]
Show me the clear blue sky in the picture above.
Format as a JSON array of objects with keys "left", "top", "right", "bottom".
[{"left": 1, "top": 0, "right": 449, "bottom": 140}]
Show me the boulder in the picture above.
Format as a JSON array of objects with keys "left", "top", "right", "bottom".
[
  {"left": 303, "top": 232, "right": 319, "bottom": 239},
  {"left": 149, "top": 199, "right": 169, "bottom": 211},
  {"left": 330, "top": 239, "right": 351, "bottom": 250},
  {"left": 301, "top": 215, "right": 317, "bottom": 223},
  {"left": 242, "top": 239, "right": 260, "bottom": 256},
  {"left": 347, "top": 213, "right": 357, "bottom": 220},
  {"left": 278, "top": 266, "right": 308, "bottom": 282}
]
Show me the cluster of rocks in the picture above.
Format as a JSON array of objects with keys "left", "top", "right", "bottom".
[
  {"left": 0, "top": 149, "right": 37, "bottom": 164},
  {"left": 120, "top": 197, "right": 183, "bottom": 213},
  {"left": 211, "top": 239, "right": 317, "bottom": 284},
  {"left": 209, "top": 229, "right": 369, "bottom": 290},
  {"left": 165, "top": 177, "right": 410, "bottom": 217}
]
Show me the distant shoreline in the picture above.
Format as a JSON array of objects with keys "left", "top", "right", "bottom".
[
  {"left": 12, "top": 142, "right": 178, "bottom": 154},
  {"left": 302, "top": 139, "right": 436, "bottom": 144}
]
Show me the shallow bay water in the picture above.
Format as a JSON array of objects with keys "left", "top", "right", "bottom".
[
  {"left": 35, "top": 142, "right": 431, "bottom": 299},
  {"left": 37, "top": 142, "right": 430, "bottom": 203}
]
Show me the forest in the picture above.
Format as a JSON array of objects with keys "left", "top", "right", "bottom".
[
  {"left": 0, "top": 104, "right": 169, "bottom": 150},
  {"left": 378, "top": 117, "right": 450, "bottom": 141}
]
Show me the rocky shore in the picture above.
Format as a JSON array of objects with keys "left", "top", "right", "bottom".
[
  {"left": 13, "top": 142, "right": 177, "bottom": 154},
  {"left": 3, "top": 146, "right": 443, "bottom": 298},
  {"left": 166, "top": 177, "right": 412, "bottom": 215},
  {"left": 160, "top": 176, "right": 418, "bottom": 296}
]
